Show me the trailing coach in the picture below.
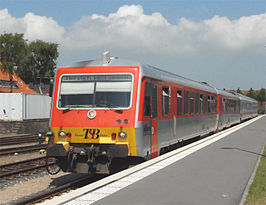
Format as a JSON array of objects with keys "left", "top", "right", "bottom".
[{"left": 46, "top": 52, "right": 258, "bottom": 174}]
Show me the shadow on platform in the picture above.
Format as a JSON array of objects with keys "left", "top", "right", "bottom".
[{"left": 221, "top": 147, "right": 266, "bottom": 157}]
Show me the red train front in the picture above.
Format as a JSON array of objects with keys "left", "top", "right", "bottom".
[{"left": 47, "top": 54, "right": 140, "bottom": 174}]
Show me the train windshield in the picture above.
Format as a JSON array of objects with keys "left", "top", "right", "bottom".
[{"left": 58, "top": 74, "right": 133, "bottom": 109}]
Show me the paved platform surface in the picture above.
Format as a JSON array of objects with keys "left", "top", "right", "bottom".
[{"left": 44, "top": 116, "right": 266, "bottom": 205}]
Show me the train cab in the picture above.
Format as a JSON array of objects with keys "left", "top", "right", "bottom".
[{"left": 47, "top": 52, "right": 141, "bottom": 174}]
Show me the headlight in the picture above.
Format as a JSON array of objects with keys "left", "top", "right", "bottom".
[
  {"left": 118, "top": 131, "right": 127, "bottom": 139},
  {"left": 88, "top": 110, "right": 96, "bottom": 119},
  {"left": 58, "top": 130, "right": 66, "bottom": 139}
]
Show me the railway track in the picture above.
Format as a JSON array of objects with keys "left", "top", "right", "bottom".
[
  {"left": 0, "top": 156, "right": 56, "bottom": 179},
  {"left": 0, "top": 134, "right": 45, "bottom": 146},
  {"left": 12, "top": 174, "right": 106, "bottom": 205},
  {"left": 0, "top": 144, "right": 47, "bottom": 156}
]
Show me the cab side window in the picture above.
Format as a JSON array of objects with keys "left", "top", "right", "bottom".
[
  {"left": 144, "top": 82, "right": 151, "bottom": 117},
  {"left": 162, "top": 86, "right": 169, "bottom": 116}
]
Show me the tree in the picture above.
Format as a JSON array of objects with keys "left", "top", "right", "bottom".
[
  {"left": 246, "top": 88, "right": 257, "bottom": 100},
  {"left": 257, "top": 88, "right": 266, "bottom": 102},
  {"left": 236, "top": 88, "right": 243, "bottom": 94},
  {"left": 0, "top": 33, "right": 59, "bottom": 91},
  {"left": 0, "top": 33, "right": 28, "bottom": 92},
  {"left": 27, "top": 40, "right": 58, "bottom": 86}
]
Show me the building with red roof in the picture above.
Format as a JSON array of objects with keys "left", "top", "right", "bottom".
[{"left": 0, "top": 69, "right": 37, "bottom": 94}]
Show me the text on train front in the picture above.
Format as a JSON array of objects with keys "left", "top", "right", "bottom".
[{"left": 58, "top": 74, "right": 133, "bottom": 110}]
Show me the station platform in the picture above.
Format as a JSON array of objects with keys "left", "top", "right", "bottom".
[{"left": 42, "top": 115, "right": 266, "bottom": 205}]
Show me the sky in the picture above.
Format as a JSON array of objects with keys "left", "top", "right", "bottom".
[{"left": 0, "top": 0, "right": 265, "bottom": 90}]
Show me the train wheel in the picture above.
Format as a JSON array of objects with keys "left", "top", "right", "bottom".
[{"left": 46, "top": 156, "right": 61, "bottom": 175}]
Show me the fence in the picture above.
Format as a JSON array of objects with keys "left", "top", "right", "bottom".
[{"left": 0, "top": 93, "right": 51, "bottom": 121}]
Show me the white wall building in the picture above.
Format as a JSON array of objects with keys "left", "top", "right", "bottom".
[{"left": 0, "top": 93, "right": 51, "bottom": 121}]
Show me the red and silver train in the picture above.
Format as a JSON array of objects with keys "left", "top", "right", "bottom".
[{"left": 46, "top": 52, "right": 258, "bottom": 174}]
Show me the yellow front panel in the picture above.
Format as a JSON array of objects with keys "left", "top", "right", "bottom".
[{"left": 51, "top": 127, "right": 137, "bottom": 156}]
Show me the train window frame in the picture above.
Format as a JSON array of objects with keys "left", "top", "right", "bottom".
[
  {"left": 162, "top": 86, "right": 170, "bottom": 116},
  {"left": 214, "top": 96, "right": 217, "bottom": 114},
  {"left": 177, "top": 88, "right": 182, "bottom": 116},
  {"left": 207, "top": 96, "right": 211, "bottom": 113},
  {"left": 195, "top": 93, "right": 199, "bottom": 115},
  {"left": 204, "top": 95, "right": 208, "bottom": 114},
  {"left": 152, "top": 84, "right": 157, "bottom": 119},
  {"left": 200, "top": 94, "right": 203, "bottom": 114},
  {"left": 210, "top": 96, "right": 214, "bottom": 113},
  {"left": 57, "top": 73, "right": 134, "bottom": 110},
  {"left": 184, "top": 89, "right": 189, "bottom": 115},
  {"left": 143, "top": 82, "right": 152, "bottom": 117},
  {"left": 220, "top": 97, "right": 223, "bottom": 113},
  {"left": 223, "top": 98, "right": 227, "bottom": 113},
  {"left": 190, "top": 91, "right": 194, "bottom": 115}
]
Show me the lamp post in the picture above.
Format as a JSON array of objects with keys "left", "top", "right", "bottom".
[
  {"left": 10, "top": 65, "right": 18, "bottom": 93},
  {"left": 9, "top": 69, "right": 13, "bottom": 93}
]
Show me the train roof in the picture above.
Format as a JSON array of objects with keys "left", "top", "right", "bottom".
[
  {"left": 61, "top": 58, "right": 139, "bottom": 68},
  {"left": 58, "top": 53, "right": 259, "bottom": 101},
  {"left": 140, "top": 64, "right": 216, "bottom": 93},
  {"left": 59, "top": 53, "right": 217, "bottom": 94},
  {"left": 234, "top": 92, "right": 258, "bottom": 103},
  {"left": 217, "top": 89, "right": 240, "bottom": 99}
]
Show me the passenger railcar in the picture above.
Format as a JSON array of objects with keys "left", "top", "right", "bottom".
[
  {"left": 237, "top": 93, "right": 258, "bottom": 121},
  {"left": 46, "top": 52, "right": 258, "bottom": 174},
  {"left": 217, "top": 89, "right": 240, "bottom": 130}
]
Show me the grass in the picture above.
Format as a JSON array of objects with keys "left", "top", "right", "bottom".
[{"left": 245, "top": 145, "right": 266, "bottom": 205}]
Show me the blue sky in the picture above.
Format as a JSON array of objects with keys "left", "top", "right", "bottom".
[
  {"left": 0, "top": 0, "right": 265, "bottom": 89},
  {"left": 2, "top": 0, "right": 265, "bottom": 26}
]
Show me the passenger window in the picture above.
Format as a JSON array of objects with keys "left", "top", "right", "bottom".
[
  {"left": 200, "top": 94, "right": 203, "bottom": 114},
  {"left": 204, "top": 95, "right": 208, "bottom": 113},
  {"left": 195, "top": 93, "right": 199, "bottom": 114},
  {"left": 177, "top": 89, "right": 182, "bottom": 116},
  {"left": 208, "top": 96, "right": 211, "bottom": 113},
  {"left": 190, "top": 91, "right": 194, "bottom": 114},
  {"left": 214, "top": 96, "right": 217, "bottom": 113},
  {"left": 220, "top": 97, "right": 223, "bottom": 113},
  {"left": 212, "top": 96, "right": 215, "bottom": 113},
  {"left": 184, "top": 90, "right": 188, "bottom": 115},
  {"left": 223, "top": 99, "right": 226, "bottom": 113},
  {"left": 144, "top": 82, "right": 151, "bottom": 117},
  {"left": 162, "top": 86, "right": 169, "bottom": 116}
]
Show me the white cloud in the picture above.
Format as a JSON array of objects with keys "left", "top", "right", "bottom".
[
  {"left": 63, "top": 5, "right": 171, "bottom": 52},
  {"left": 61, "top": 5, "right": 266, "bottom": 56},
  {"left": 0, "top": 8, "right": 64, "bottom": 43},
  {"left": 23, "top": 12, "right": 64, "bottom": 42},
  {"left": 1, "top": 5, "right": 265, "bottom": 53},
  {"left": 202, "top": 14, "right": 266, "bottom": 50}
]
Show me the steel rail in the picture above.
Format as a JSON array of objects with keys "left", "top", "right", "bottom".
[
  {"left": 0, "top": 134, "right": 45, "bottom": 146},
  {"left": 0, "top": 156, "right": 46, "bottom": 169},
  {"left": 12, "top": 174, "right": 105, "bottom": 205},
  {"left": 0, "top": 156, "right": 56, "bottom": 178},
  {"left": 0, "top": 144, "right": 47, "bottom": 156}
]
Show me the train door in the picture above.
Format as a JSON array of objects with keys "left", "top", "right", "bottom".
[
  {"left": 151, "top": 82, "right": 158, "bottom": 158},
  {"left": 143, "top": 79, "right": 158, "bottom": 158}
]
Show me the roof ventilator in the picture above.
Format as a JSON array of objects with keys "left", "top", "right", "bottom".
[
  {"left": 102, "top": 51, "right": 118, "bottom": 65},
  {"left": 102, "top": 51, "right": 111, "bottom": 64}
]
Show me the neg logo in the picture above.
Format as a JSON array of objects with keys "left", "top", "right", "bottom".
[{"left": 83, "top": 129, "right": 100, "bottom": 139}]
